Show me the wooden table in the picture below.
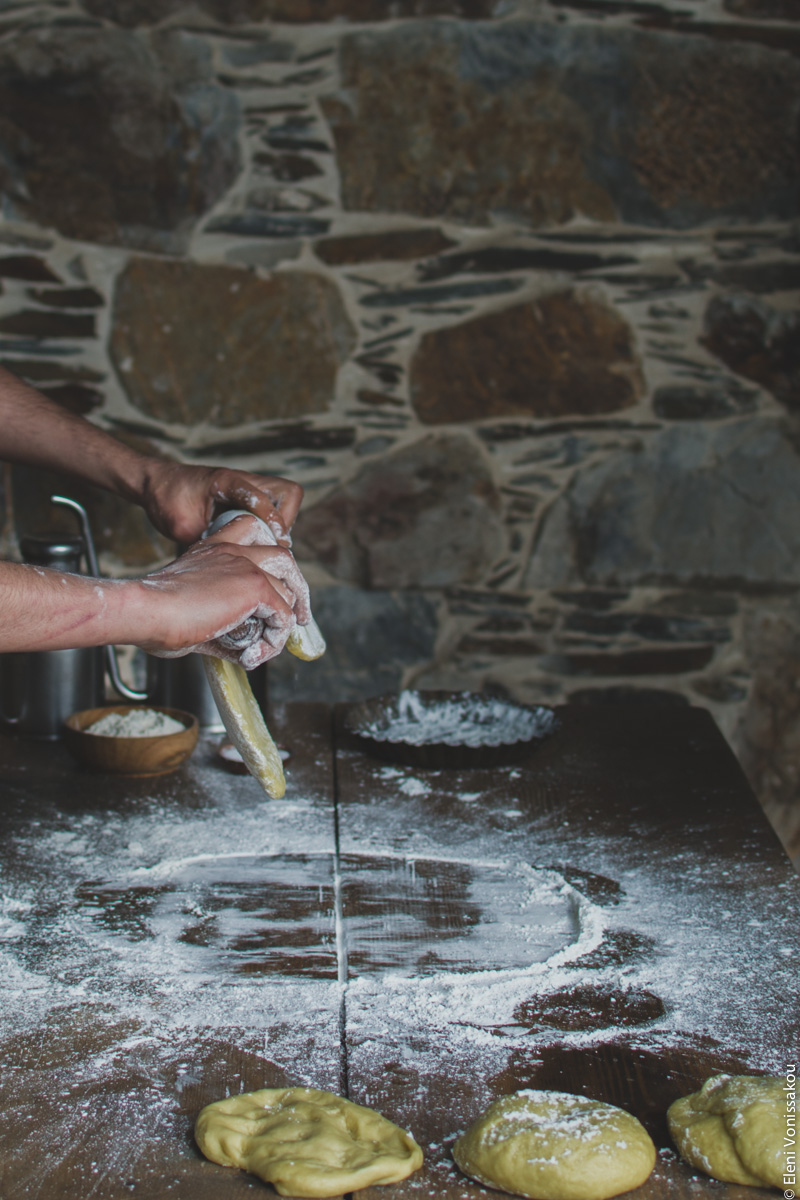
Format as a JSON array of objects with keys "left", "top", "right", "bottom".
[{"left": 0, "top": 702, "right": 797, "bottom": 1200}]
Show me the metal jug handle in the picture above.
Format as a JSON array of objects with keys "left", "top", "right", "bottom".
[{"left": 51, "top": 495, "right": 147, "bottom": 702}]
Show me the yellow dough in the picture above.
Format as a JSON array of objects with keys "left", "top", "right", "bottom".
[
  {"left": 202, "top": 617, "right": 326, "bottom": 799},
  {"left": 287, "top": 616, "right": 326, "bottom": 661},
  {"left": 195, "top": 1086, "right": 423, "bottom": 1198},
  {"left": 668, "top": 1074, "right": 787, "bottom": 1188},
  {"left": 453, "top": 1089, "right": 656, "bottom": 1200},
  {"left": 202, "top": 657, "right": 286, "bottom": 798}
]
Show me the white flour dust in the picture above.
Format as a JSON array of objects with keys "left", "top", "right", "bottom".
[{"left": 0, "top": 746, "right": 796, "bottom": 1112}]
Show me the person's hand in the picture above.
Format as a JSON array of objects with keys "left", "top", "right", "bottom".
[
  {"left": 133, "top": 515, "right": 312, "bottom": 668},
  {"left": 137, "top": 459, "right": 304, "bottom": 547}
]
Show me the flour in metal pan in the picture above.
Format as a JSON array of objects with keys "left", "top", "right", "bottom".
[{"left": 362, "top": 690, "right": 555, "bottom": 747}]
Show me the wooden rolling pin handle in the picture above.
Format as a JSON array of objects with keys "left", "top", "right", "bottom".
[{"left": 218, "top": 616, "right": 265, "bottom": 650}]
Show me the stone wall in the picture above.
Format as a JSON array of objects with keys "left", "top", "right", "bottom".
[{"left": 0, "top": 0, "right": 798, "bottom": 863}]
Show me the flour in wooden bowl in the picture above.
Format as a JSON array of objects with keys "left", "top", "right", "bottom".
[{"left": 86, "top": 708, "right": 186, "bottom": 737}]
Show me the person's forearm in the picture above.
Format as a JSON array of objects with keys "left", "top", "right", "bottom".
[
  {"left": 0, "top": 365, "right": 305, "bottom": 547},
  {"left": 0, "top": 561, "right": 147, "bottom": 653},
  {"left": 0, "top": 366, "right": 151, "bottom": 502},
  {"left": 0, "top": 529, "right": 315, "bottom": 665}
]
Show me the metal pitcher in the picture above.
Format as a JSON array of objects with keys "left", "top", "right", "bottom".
[{"left": 0, "top": 524, "right": 105, "bottom": 738}]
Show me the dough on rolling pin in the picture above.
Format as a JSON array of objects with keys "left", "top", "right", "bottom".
[
  {"left": 453, "top": 1089, "right": 655, "bottom": 1200},
  {"left": 668, "top": 1074, "right": 787, "bottom": 1188},
  {"left": 195, "top": 1086, "right": 423, "bottom": 1198}
]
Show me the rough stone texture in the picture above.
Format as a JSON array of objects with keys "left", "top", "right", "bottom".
[
  {"left": 702, "top": 294, "right": 800, "bottom": 412},
  {"left": 0, "top": 255, "right": 60, "bottom": 282},
  {"left": 629, "top": 40, "right": 799, "bottom": 224},
  {"left": 322, "top": 23, "right": 800, "bottom": 228},
  {"left": 110, "top": 259, "right": 356, "bottom": 427},
  {"left": 737, "top": 595, "right": 800, "bottom": 862},
  {"left": 84, "top": 0, "right": 499, "bottom": 23},
  {"left": 314, "top": 228, "right": 455, "bottom": 266},
  {"left": 0, "top": 311, "right": 95, "bottom": 339},
  {"left": 524, "top": 420, "right": 800, "bottom": 589},
  {"left": 323, "top": 24, "right": 615, "bottom": 228},
  {"left": 294, "top": 434, "right": 505, "bottom": 588},
  {"left": 537, "top": 646, "right": 716, "bottom": 676},
  {"left": 652, "top": 385, "right": 756, "bottom": 421},
  {"left": 0, "top": 360, "right": 105, "bottom": 386},
  {"left": 418, "top": 246, "right": 638, "bottom": 281},
  {"left": 724, "top": 0, "right": 800, "bottom": 16},
  {"left": 0, "top": 27, "right": 239, "bottom": 250},
  {"left": 410, "top": 291, "right": 644, "bottom": 424},
  {"left": 28, "top": 287, "right": 104, "bottom": 309},
  {"left": 268, "top": 585, "right": 439, "bottom": 704}
]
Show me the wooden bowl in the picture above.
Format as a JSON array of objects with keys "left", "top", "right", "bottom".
[{"left": 63, "top": 705, "right": 199, "bottom": 777}]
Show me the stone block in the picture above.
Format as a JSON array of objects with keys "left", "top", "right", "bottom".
[
  {"left": 322, "top": 22, "right": 799, "bottom": 228},
  {"left": 652, "top": 384, "right": 757, "bottom": 421},
  {"left": 538, "top": 646, "right": 716, "bottom": 676},
  {"left": 524, "top": 419, "right": 800, "bottom": 588},
  {"left": 410, "top": 291, "right": 643, "bottom": 423},
  {"left": 314, "top": 228, "right": 455, "bottom": 266},
  {"left": 85, "top": 0, "right": 499, "bottom": 22},
  {"left": 562, "top": 610, "right": 730, "bottom": 644},
  {"left": 724, "top": 0, "right": 799, "bottom": 16},
  {"left": 0, "top": 311, "right": 95, "bottom": 339},
  {"left": 110, "top": 259, "right": 356, "bottom": 427},
  {"left": 736, "top": 594, "right": 800, "bottom": 861},
  {"left": 28, "top": 287, "right": 104, "bottom": 310},
  {"left": 0, "top": 256, "right": 60, "bottom": 283},
  {"left": 0, "top": 27, "right": 240, "bottom": 249},
  {"left": 568, "top": 686, "right": 689, "bottom": 706},
  {"left": 294, "top": 433, "right": 505, "bottom": 588},
  {"left": 702, "top": 294, "right": 800, "bottom": 413}
]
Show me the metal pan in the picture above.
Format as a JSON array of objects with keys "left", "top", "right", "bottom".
[{"left": 341, "top": 689, "right": 558, "bottom": 769}]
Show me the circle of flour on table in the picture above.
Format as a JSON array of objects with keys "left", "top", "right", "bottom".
[
  {"left": 195, "top": 1086, "right": 423, "bottom": 1198},
  {"left": 667, "top": 1073, "right": 787, "bottom": 1188},
  {"left": 453, "top": 1089, "right": 656, "bottom": 1200}
]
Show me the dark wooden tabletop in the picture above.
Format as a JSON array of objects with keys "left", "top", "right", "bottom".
[{"left": 0, "top": 701, "right": 796, "bottom": 1200}]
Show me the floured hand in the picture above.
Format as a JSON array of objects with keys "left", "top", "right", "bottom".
[
  {"left": 131, "top": 535, "right": 310, "bottom": 666},
  {"left": 137, "top": 460, "right": 304, "bottom": 548}
]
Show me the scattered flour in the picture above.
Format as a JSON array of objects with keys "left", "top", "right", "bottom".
[
  {"left": 0, "top": 732, "right": 796, "bottom": 1183},
  {"left": 87, "top": 708, "right": 186, "bottom": 738}
]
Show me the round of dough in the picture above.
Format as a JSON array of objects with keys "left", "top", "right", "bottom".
[
  {"left": 667, "top": 1073, "right": 787, "bottom": 1188},
  {"left": 195, "top": 1086, "right": 423, "bottom": 1198},
  {"left": 453, "top": 1089, "right": 656, "bottom": 1200}
]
